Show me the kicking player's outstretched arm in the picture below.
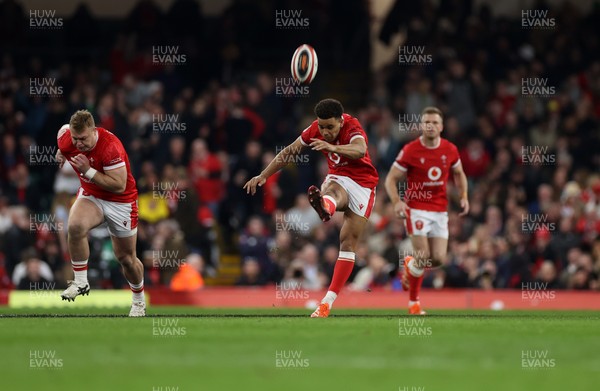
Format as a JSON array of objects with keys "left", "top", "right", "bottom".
[
  {"left": 385, "top": 165, "right": 409, "bottom": 219},
  {"left": 452, "top": 163, "right": 469, "bottom": 216},
  {"left": 243, "top": 137, "right": 305, "bottom": 195},
  {"left": 309, "top": 137, "right": 366, "bottom": 159}
]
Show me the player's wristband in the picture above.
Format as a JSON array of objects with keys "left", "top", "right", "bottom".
[
  {"left": 461, "top": 192, "right": 468, "bottom": 200},
  {"left": 84, "top": 167, "right": 97, "bottom": 180}
]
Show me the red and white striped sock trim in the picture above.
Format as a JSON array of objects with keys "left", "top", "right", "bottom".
[
  {"left": 128, "top": 280, "right": 144, "bottom": 293},
  {"left": 71, "top": 259, "right": 88, "bottom": 271},
  {"left": 338, "top": 251, "right": 355, "bottom": 262},
  {"left": 407, "top": 258, "right": 425, "bottom": 277},
  {"left": 323, "top": 195, "right": 337, "bottom": 215}
]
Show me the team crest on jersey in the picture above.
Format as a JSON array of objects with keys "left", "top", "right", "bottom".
[
  {"left": 89, "top": 157, "right": 95, "bottom": 165},
  {"left": 415, "top": 220, "right": 424, "bottom": 230}
]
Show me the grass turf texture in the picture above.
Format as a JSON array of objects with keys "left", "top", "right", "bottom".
[{"left": 0, "top": 307, "right": 598, "bottom": 391}]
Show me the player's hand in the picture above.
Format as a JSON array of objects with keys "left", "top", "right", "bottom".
[
  {"left": 309, "top": 138, "right": 335, "bottom": 153},
  {"left": 70, "top": 154, "right": 90, "bottom": 174},
  {"left": 55, "top": 149, "right": 65, "bottom": 169},
  {"left": 243, "top": 174, "right": 267, "bottom": 195},
  {"left": 459, "top": 197, "right": 469, "bottom": 217},
  {"left": 393, "top": 200, "right": 409, "bottom": 219}
]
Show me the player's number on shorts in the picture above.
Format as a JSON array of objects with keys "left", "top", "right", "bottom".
[{"left": 328, "top": 152, "right": 341, "bottom": 164}]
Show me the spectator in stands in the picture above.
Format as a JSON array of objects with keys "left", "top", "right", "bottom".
[
  {"left": 321, "top": 244, "right": 339, "bottom": 284},
  {"left": 188, "top": 138, "right": 223, "bottom": 216},
  {"left": 260, "top": 151, "right": 281, "bottom": 215},
  {"left": 16, "top": 256, "right": 53, "bottom": 290},
  {"left": 462, "top": 254, "right": 481, "bottom": 288},
  {"left": 170, "top": 167, "right": 214, "bottom": 269},
  {"left": 531, "top": 228, "right": 554, "bottom": 271},
  {"left": 369, "top": 108, "right": 400, "bottom": 171},
  {"left": 446, "top": 60, "right": 477, "bottom": 130},
  {"left": 281, "top": 259, "right": 307, "bottom": 290},
  {"left": 159, "top": 135, "right": 187, "bottom": 170},
  {"left": 235, "top": 257, "right": 267, "bottom": 286},
  {"left": 3, "top": 206, "right": 35, "bottom": 275},
  {"left": 567, "top": 266, "right": 593, "bottom": 290},
  {"left": 37, "top": 236, "right": 63, "bottom": 280},
  {"left": 282, "top": 195, "right": 322, "bottom": 238},
  {"left": 293, "top": 244, "right": 323, "bottom": 291},
  {"left": 7, "top": 163, "right": 40, "bottom": 211},
  {"left": 12, "top": 249, "right": 53, "bottom": 288},
  {"left": 269, "top": 230, "right": 295, "bottom": 274},
  {"left": 227, "top": 140, "right": 263, "bottom": 225},
  {"left": 567, "top": 252, "right": 596, "bottom": 290},
  {"left": 550, "top": 216, "right": 580, "bottom": 267},
  {"left": 170, "top": 253, "right": 205, "bottom": 291},
  {"left": 350, "top": 253, "right": 392, "bottom": 291},
  {"left": 137, "top": 177, "right": 170, "bottom": 225},
  {"left": 239, "top": 216, "right": 271, "bottom": 274},
  {"left": 535, "top": 261, "right": 560, "bottom": 290},
  {"left": 0, "top": 251, "right": 12, "bottom": 289},
  {"left": 484, "top": 206, "right": 504, "bottom": 238},
  {"left": 0, "top": 133, "right": 24, "bottom": 186},
  {"left": 460, "top": 139, "right": 491, "bottom": 179},
  {"left": 0, "top": 196, "right": 12, "bottom": 235},
  {"left": 153, "top": 219, "right": 189, "bottom": 286}
]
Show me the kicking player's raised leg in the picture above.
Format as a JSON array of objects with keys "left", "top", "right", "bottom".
[
  {"left": 311, "top": 209, "right": 367, "bottom": 318},
  {"left": 61, "top": 197, "right": 103, "bottom": 301},
  {"left": 308, "top": 180, "right": 348, "bottom": 222},
  {"left": 112, "top": 234, "right": 146, "bottom": 317}
]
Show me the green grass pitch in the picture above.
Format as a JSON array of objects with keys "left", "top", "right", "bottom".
[{"left": 0, "top": 307, "right": 598, "bottom": 391}]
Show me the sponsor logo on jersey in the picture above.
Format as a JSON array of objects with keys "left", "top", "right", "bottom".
[
  {"left": 427, "top": 166, "right": 442, "bottom": 181},
  {"left": 328, "top": 152, "right": 341, "bottom": 165}
]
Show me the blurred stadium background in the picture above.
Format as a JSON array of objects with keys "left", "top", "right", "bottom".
[{"left": 1, "top": 0, "right": 599, "bottom": 309}]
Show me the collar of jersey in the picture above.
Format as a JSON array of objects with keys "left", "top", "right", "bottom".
[{"left": 419, "top": 136, "right": 440, "bottom": 149}]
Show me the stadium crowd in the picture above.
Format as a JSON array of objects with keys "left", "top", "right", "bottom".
[{"left": 0, "top": 0, "right": 599, "bottom": 292}]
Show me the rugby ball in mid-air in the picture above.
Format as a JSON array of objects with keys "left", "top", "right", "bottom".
[{"left": 291, "top": 44, "right": 318, "bottom": 84}]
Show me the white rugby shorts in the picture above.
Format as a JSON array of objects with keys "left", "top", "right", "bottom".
[
  {"left": 404, "top": 208, "right": 448, "bottom": 239},
  {"left": 323, "top": 174, "right": 376, "bottom": 218},
  {"left": 77, "top": 188, "right": 138, "bottom": 237}
]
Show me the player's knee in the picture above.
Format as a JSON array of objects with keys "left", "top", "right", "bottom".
[
  {"left": 325, "top": 188, "right": 340, "bottom": 202},
  {"left": 413, "top": 251, "right": 431, "bottom": 268},
  {"left": 116, "top": 253, "right": 135, "bottom": 267},
  {"left": 340, "top": 238, "right": 357, "bottom": 253},
  {"left": 327, "top": 187, "right": 347, "bottom": 203},
  {"left": 67, "top": 221, "right": 88, "bottom": 239},
  {"left": 430, "top": 254, "right": 445, "bottom": 267}
]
